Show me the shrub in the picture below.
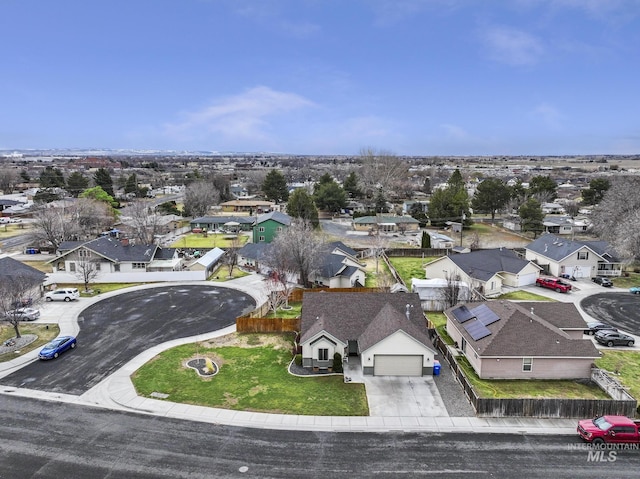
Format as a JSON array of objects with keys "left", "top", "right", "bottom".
[
  {"left": 333, "top": 352, "right": 343, "bottom": 373},
  {"left": 294, "top": 354, "right": 302, "bottom": 366}
]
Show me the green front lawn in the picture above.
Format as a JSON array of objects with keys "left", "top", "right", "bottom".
[
  {"left": 131, "top": 334, "right": 369, "bottom": 416},
  {"left": 611, "top": 272, "right": 640, "bottom": 289},
  {"left": 0, "top": 323, "right": 60, "bottom": 362},
  {"left": 170, "top": 233, "right": 249, "bottom": 249},
  {"left": 596, "top": 351, "right": 640, "bottom": 402},
  {"left": 456, "top": 356, "right": 610, "bottom": 399},
  {"left": 497, "top": 291, "right": 556, "bottom": 301}
]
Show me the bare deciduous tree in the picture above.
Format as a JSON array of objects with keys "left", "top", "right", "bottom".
[
  {"left": 591, "top": 176, "right": 640, "bottom": 261},
  {"left": 222, "top": 236, "right": 242, "bottom": 278},
  {"left": 0, "top": 274, "right": 42, "bottom": 339},
  {"left": 183, "top": 180, "right": 220, "bottom": 217},
  {"left": 270, "top": 220, "right": 323, "bottom": 288},
  {"left": 0, "top": 168, "right": 19, "bottom": 194},
  {"left": 439, "top": 272, "right": 475, "bottom": 310},
  {"left": 76, "top": 197, "right": 116, "bottom": 237},
  {"left": 30, "top": 204, "right": 82, "bottom": 251},
  {"left": 358, "top": 148, "right": 409, "bottom": 202},
  {"left": 127, "top": 199, "right": 163, "bottom": 244},
  {"left": 74, "top": 256, "right": 100, "bottom": 292}
]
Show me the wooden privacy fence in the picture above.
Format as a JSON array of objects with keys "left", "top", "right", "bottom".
[
  {"left": 288, "top": 287, "right": 388, "bottom": 302},
  {"left": 432, "top": 335, "right": 637, "bottom": 418},
  {"left": 236, "top": 316, "right": 300, "bottom": 333}
]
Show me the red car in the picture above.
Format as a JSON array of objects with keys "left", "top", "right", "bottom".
[
  {"left": 578, "top": 415, "right": 640, "bottom": 444},
  {"left": 535, "top": 277, "right": 572, "bottom": 293}
]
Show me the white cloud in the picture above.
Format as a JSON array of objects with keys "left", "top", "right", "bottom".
[
  {"left": 163, "top": 86, "right": 315, "bottom": 143},
  {"left": 482, "top": 27, "right": 544, "bottom": 66},
  {"left": 531, "top": 102, "right": 564, "bottom": 129}
]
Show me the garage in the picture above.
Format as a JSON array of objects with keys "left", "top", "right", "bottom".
[
  {"left": 517, "top": 272, "right": 538, "bottom": 286},
  {"left": 373, "top": 354, "right": 423, "bottom": 376}
]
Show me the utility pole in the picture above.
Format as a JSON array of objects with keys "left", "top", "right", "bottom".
[{"left": 460, "top": 212, "right": 465, "bottom": 247}]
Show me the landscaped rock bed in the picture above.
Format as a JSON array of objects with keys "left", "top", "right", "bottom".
[{"left": 0, "top": 334, "right": 37, "bottom": 354}]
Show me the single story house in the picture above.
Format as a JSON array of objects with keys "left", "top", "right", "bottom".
[
  {"left": 300, "top": 292, "right": 437, "bottom": 376},
  {"left": 543, "top": 216, "right": 574, "bottom": 235},
  {"left": 525, "top": 234, "right": 623, "bottom": 278},
  {"left": 220, "top": 199, "right": 275, "bottom": 214},
  {"left": 352, "top": 215, "right": 420, "bottom": 233},
  {"left": 311, "top": 241, "right": 366, "bottom": 288},
  {"left": 445, "top": 300, "right": 600, "bottom": 380},
  {"left": 410, "top": 278, "right": 471, "bottom": 311},
  {"left": 542, "top": 203, "right": 565, "bottom": 214},
  {"left": 252, "top": 211, "right": 291, "bottom": 243},
  {"left": 190, "top": 216, "right": 254, "bottom": 232},
  {"left": 423, "top": 248, "right": 541, "bottom": 298},
  {"left": 427, "top": 231, "right": 455, "bottom": 249},
  {"left": 236, "top": 242, "right": 272, "bottom": 272},
  {"left": 50, "top": 236, "right": 178, "bottom": 274}
]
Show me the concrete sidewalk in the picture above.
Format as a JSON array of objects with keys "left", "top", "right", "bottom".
[{"left": 0, "top": 280, "right": 579, "bottom": 435}]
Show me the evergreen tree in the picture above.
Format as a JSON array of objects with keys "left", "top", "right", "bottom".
[
  {"left": 93, "top": 168, "right": 114, "bottom": 197},
  {"left": 518, "top": 198, "right": 544, "bottom": 238},
  {"left": 66, "top": 172, "right": 89, "bottom": 197},
  {"left": 39, "top": 166, "right": 65, "bottom": 188},
  {"left": 343, "top": 171, "right": 363, "bottom": 199},
  {"left": 528, "top": 175, "right": 557, "bottom": 201},
  {"left": 428, "top": 170, "right": 470, "bottom": 227},
  {"left": 374, "top": 188, "right": 388, "bottom": 213},
  {"left": 471, "top": 177, "right": 510, "bottom": 220},
  {"left": 581, "top": 178, "right": 610, "bottom": 205},
  {"left": 421, "top": 231, "right": 431, "bottom": 248},
  {"left": 313, "top": 179, "right": 347, "bottom": 213},
  {"left": 124, "top": 173, "right": 139, "bottom": 195},
  {"left": 286, "top": 188, "right": 319, "bottom": 226},
  {"left": 262, "top": 170, "right": 289, "bottom": 203}
]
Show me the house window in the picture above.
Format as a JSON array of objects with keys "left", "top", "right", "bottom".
[
  {"left": 95, "top": 263, "right": 101, "bottom": 271},
  {"left": 578, "top": 251, "right": 589, "bottom": 260},
  {"left": 79, "top": 249, "right": 90, "bottom": 258},
  {"left": 69, "top": 263, "right": 76, "bottom": 272},
  {"left": 132, "top": 263, "right": 145, "bottom": 269},
  {"left": 259, "top": 236, "right": 265, "bottom": 242},
  {"left": 460, "top": 337, "right": 467, "bottom": 353},
  {"left": 523, "top": 358, "right": 533, "bottom": 372},
  {"left": 114, "top": 264, "right": 120, "bottom": 272},
  {"left": 276, "top": 227, "right": 282, "bottom": 232},
  {"left": 259, "top": 227, "right": 265, "bottom": 232},
  {"left": 318, "top": 348, "right": 329, "bottom": 361}
]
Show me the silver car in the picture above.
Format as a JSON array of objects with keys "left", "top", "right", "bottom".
[{"left": 5, "top": 307, "right": 40, "bottom": 321}]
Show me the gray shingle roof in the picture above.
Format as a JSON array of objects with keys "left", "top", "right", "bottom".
[
  {"left": 56, "top": 237, "right": 158, "bottom": 263},
  {"left": 0, "top": 257, "right": 47, "bottom": 283},
  {"left": 237, "top": 242, "right": 272, "bottom": 261},
  {"left": 525, "top": 233, "right": 612, "bottom": 262},
  {"left": 358, "top": 303, "right": 432, "bottom": 352},
  {"left": 446, "top": 301, "right": 599, "bottom": 358},
  {"left": 448, "top": 248, "right": 535, "bottom": 282},
  {"left": 301, "top": 292, "right": 435, "bottom": 353}
]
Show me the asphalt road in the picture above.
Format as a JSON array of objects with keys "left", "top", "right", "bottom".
[
  {"left": 581, "top": 292, "right": 640, "bottom": 335},
  {"left": 1, "top": 285, "right": 255, "bottom": 394},
  {"left": 0, "top": 396, "right": 637, "bottom": 479}
]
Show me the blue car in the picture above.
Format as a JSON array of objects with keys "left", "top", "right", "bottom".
[
  {"left": 630, "top": 286, "right": 640, "bottom": 295},
  {"left": 38, "top": 336, "right": 77, "bottom": 360}
]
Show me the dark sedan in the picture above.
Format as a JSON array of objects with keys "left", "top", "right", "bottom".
[
  {"left": 592, "top": 276, "right": 613, "bottom": 287},
  {"left": 38, "top": 336, "right": 77, "bottom": 360},
  {"left": 584, "top": 321, "right": 618, "bottom": 335},
  {"left": 595, "top": 331, "right": 635, "bottom": 347}
]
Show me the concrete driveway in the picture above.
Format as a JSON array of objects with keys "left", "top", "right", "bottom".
[{"left": 363, "top": 376, "right": 449, "bottom": 417}]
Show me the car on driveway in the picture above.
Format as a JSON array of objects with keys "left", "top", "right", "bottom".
[
  {"left": 45, "top": 288, "right": 80, "bottom": 302},
  {"left": 592, "top": 276, "right": 613, "bottom": 287},
  {"left": 5, "top": 307, "right": 40, "bottom": 321},
  {"left": 38, "top": 336, "right": 77, "bottom": 360},
  {"left": 630, "top": 286, "right": 640, "bottom": 295},
  {"left": 595, "top": 331, "right": 635, "bottom": 347},
  {"left": 584, "top": 321, "right": 618, "bottom": 335}
]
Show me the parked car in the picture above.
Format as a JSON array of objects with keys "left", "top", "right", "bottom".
[
  {"left": 5, "top": 307, "right": 40, "bottom": 321},
  {"left": 578, "top": 415, "right": 640, "bottom": 445},
  {"left": 592, "top": 276, "right": 613, "bottom": 287},
  {"left": 630, "top": 286, "right": 640, "bottom": 295},
  {"left": 535, "top": 277, "right": 572, "bottom": 293},
  {"left": 595, "top": 331, "right": 635, "bottom": 347},
  {"left": 11, "top": 297, "right": 33, "bottom": 308},
  {"left": 584, "top": 321, "right": 618, "bottom": 335},
  {"left": 38, "top": 336, "right": 77, "bottom": 360},
  {"left": 45, "top": 288, "right": 80, "bottom": 302}
]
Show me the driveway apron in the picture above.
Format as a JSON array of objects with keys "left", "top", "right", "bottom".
[{"left": 363, "top": 376, "right": 449, "bottom": 417}]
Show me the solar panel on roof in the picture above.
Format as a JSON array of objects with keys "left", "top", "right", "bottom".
[
  {"left": 463, "top": 319, "right": 492, "bottom": 341},
  {"left": 472, "top": 304, "right": 500, "bottom": 326},
  {"left": 452, "top": 305, "right": 474, "bottom": 323}
]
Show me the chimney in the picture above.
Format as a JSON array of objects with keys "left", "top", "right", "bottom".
[{"left": 120, "top": 237, "right": 129, "bottom": 246}]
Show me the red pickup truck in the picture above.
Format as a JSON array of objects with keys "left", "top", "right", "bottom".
[
  {"left": 578, "top": 415, "right": 640, "bottom": 444},
  {"left": 535, "top": 277, "right": 572, "bottom": 293}
]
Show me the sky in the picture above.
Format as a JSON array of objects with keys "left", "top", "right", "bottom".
[{"left": 1, "top": 0, "right": 640, "bottom": 156}]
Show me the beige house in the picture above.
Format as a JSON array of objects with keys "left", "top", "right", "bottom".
[
  {"left": 525, "top": 234, "right": 623, "bottom": 278},
  {"left": 300, "top": 292, "right": 437, "bottom": 376},
  {"left": 220, "top": 199, "right": 275, "bottom": 214},
  {"left": 423, "top": 248, "right": 541, "bottom": 298},
  {"left": 445, "top": 301, "right": 599, "bottom": 380},
  {"left": 352, "top": 215, "right": 420, "bottom": 233}
]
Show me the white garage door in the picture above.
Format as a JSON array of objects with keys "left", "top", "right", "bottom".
[
  {"left": 518, "top": 273, "right": 538, "bottom": 286},
  {"left": 373, "top": 355, "right": 423, "bottom": 376}
]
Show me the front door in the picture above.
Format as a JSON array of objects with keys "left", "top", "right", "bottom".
[{"left": 348, "top": 340, "right": 358, "bottom": 356}]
